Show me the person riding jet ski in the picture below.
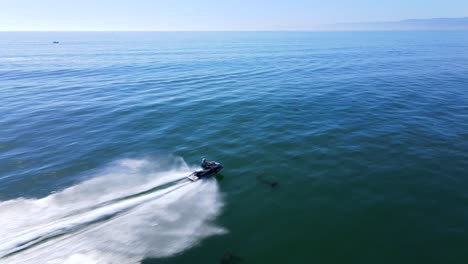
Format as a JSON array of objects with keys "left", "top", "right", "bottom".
[
  {"left": 189, "top": 158, "right": 224, "bottom": 181},
  {"left": 201, "top": 158, "right": 215, "bottom": 169}
]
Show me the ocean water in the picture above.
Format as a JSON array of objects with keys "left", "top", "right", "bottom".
[{"left": 1, "top": 31, "right": 468, "bottom": 264}]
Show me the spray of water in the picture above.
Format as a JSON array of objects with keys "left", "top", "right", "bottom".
[{"left": 0, "top": 157, "right": 226, "bottom": 264}]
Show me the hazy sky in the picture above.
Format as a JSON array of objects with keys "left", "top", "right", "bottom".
[{"left": 1, "top": 0, "right": 467, "bottom": 31}]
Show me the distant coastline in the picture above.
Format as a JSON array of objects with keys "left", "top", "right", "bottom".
[{"left": 320, "top": 17, "right": 468, "bottom": 31}]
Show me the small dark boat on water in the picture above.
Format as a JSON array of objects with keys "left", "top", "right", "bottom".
[
  {"left": 188, "top": 159, "right": 223, "bottom": 181},
  {"left": 52, "top": 41, "right": 60, "bottom": 44}
]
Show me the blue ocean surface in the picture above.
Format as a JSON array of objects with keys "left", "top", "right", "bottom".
[{"left": 1, "top": 31, "right": 468, "bottom": 263}]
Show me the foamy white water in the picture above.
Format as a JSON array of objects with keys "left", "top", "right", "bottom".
[{"left": 0, "top": 157, "right": 226, "bottom": 264}]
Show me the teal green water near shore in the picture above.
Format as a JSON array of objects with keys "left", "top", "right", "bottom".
[{"left": 1, "top": 31, "right": 468, "bottom": 263}]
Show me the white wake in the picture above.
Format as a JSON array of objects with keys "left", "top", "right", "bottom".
[{"left": 0, "top": 157, "right": 226, "bottom": 264}]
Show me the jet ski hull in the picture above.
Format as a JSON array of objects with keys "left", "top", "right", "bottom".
[{"left": 188, "top": 162, "right": 223, "bottom": 181}]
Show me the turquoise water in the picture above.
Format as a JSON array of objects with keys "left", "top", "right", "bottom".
[{"left": 1, "top": 31, "right": 468, "bottom": 263}]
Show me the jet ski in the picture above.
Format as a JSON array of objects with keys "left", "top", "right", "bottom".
[{"left": 188, "top": 159, "right": 224, "bottom": 181}]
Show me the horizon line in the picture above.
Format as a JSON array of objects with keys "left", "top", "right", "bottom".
[
  {"left": 1, "top": 16, "right": 467, "bottom": 33},
  {"left": 1, "top": 29, "right": 468, "bottom": 33}
]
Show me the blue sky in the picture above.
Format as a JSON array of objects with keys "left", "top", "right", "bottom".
[{"left": 1, "top": 0, "right": 467, "bottom": 31}]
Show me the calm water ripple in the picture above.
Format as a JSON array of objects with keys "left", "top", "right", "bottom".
[{"left": 1, "top": 31, "right": 468, "bottom": 264}]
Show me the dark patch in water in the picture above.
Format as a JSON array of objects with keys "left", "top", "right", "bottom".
[
  {"left": 257, "top": 176, "right": 279, "bottom": 189},
  {"left": 220, "top": 251, "right": 243, "bottom": 264}
]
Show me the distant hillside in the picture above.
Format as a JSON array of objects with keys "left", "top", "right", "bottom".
[{"left": 321, "top": 17, "right": 468, "bottom": 31}]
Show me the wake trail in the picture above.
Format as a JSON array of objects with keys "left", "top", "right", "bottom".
[
  {"left": 0, "top": 181, "right": 190, "bottom": 258},
  {"left": 58, "top": 177, "right": 189, "bottom": 221},
  {"left": 0, "top": 157, "right": 226, "bottom": 264}
]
